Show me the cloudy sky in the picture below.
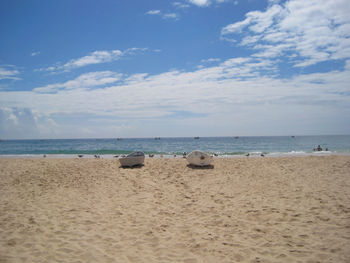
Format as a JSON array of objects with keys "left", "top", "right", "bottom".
[{"left": 0, "top": 0, "right": 349, "bottom": 139}]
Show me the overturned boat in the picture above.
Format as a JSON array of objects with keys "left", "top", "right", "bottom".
[
  {"left": 119, "top": 151, "right": 145, "bottom": 167},
  {"left": 186, "top": 150, "right": 213, "bottom": 167}
]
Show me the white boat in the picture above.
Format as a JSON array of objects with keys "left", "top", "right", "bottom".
[
  {"left": 119, "top": 151, "right": 145, "bottom": 167},
  {"left": 186, "top": 150, "right": 213, "bottom": 167}
]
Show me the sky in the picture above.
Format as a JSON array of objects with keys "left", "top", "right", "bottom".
[{"left": 0, "top": 0, "right": 350, "bottom": 139}]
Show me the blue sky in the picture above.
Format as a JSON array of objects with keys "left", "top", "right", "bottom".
[{"left": 0, "top": 0, "right": 350, "bottom": 139}]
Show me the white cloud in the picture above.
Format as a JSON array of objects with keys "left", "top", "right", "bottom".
[
  {"left": 34, "top": 71, "right": 122, "bottom": 93},
  {"left": 1, "top": 56, "right": 349, "bottom": 129},
  {"left": 173, "top": 2, "right": 190, "bottom": 9},
  {"left": 221, "top": 0, "right": 350, "bottom": 67},
  {"left": 201, "top": 58, "right": 221, "bottom": 63},
  {"left": 0, "top": 66, "right": 20, "bottom": 80},
  {"left": 146, "top": 10, "right": 161, "bottom": 15},
  {"left": 221, "top": 4, "right": 283, "bottom": 34},
  {"left": 221, "top": 17, "right": 252, "bottom": 34},
  {"left": 124, "top": 73, "right": 149, "bottom": 84},
  {"left": 0, "top": 107, "right": 58, "bottom": 139},
  {"left": 64, "top": 50, "right": 123, "bottom": 69},
  {"left": 37, "top": 48, "right": 147, "bottom": 72},
  {"left": 163, "top": 13, "right": 179, "bottom": 19},
  {"left": 188, "top": 0, "right": 211, "bottom": 6},
  {"left": 187, "top": 0, "right": 234, "bottom": 7},
  {"left": 248, "top": 5, "right": 283, "bottom": 33},
  {"left": 345, "top": 59, "right": 350, "bottom": 70},
  {"left": 31, "top": 51, "right": 40, "bottom": 56},
  {"left": 146, "top": 9, "right": 179, "bottom": 20}
]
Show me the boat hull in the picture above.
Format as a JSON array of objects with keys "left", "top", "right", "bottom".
[
  {"left": 186, "top": 150, "right": 213, "bottom": 166},
  {"left": 119, "top": 152, "right": 145, "bottom": 167}
]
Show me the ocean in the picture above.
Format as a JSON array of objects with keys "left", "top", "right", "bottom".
[{"left": 0, "top": 135, "right": 349, "bottom": 158}]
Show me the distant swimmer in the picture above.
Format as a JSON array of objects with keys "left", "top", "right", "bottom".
[{"left": 261, "top": 154, "right": 265, "bottom": 157}]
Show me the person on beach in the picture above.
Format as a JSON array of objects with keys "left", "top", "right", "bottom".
[{"left": 317, "top": 145, "right": 323, "bottom": 151}]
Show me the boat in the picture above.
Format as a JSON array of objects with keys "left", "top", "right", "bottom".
[
  {"left": 194, "top": 136, "right": 200, "bottom": 139},
  {"left": 186, "top": 150, "right": 213, "bottom": 167},
  {"left": 119, "top": 151, "right": 145, "bottom": 167}
]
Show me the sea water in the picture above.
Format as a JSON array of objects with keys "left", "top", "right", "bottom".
[{"left": 0, "top": 135, "right": 349, "bottom": 158}]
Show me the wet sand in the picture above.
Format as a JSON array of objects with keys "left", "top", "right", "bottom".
[{"left": 0, "top": 156, "right": 349, "bottom": 262}]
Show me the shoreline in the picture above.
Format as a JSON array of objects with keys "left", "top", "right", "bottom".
[
  {"left": 1, "top": 135, "right": 349, "bottom": 159},
  {"left": 0, "top": 151, "right": 348, "bottom": 159}
]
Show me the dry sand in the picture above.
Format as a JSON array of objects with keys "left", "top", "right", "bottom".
[{"left": 0, "top": 156, "right": 349, "bottom": 263}]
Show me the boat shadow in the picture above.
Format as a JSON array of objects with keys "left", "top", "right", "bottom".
[
  {"left": 187, "top": 164, "right": 214, "bottom": 170},
  {"left": 119, "top": 164, "right": 144, "bottom": 169}
]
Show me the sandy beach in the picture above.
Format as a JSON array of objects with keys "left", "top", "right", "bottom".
[{"left": 0, "top": 156, "right": 349, "bottom": 263}]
